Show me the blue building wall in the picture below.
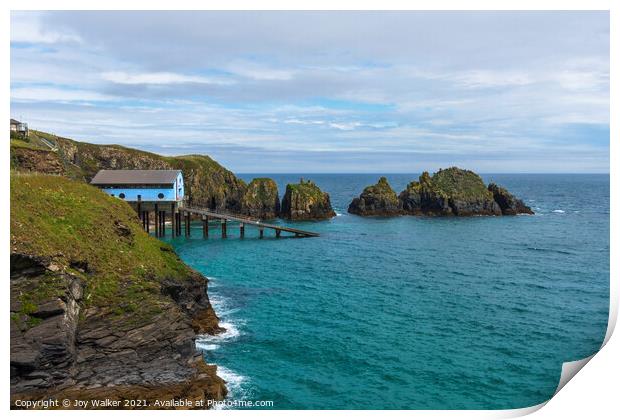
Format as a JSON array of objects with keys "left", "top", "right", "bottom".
[{"left": 101, "top": 187, "right": 178, "bottom": 202}]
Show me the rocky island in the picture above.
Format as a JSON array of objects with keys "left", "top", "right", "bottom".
[
  {"left": 10, "top": 173, "right": 226, "bottom": 408},
  {"left": 280, "top": 179, "right": 336, "bottom": 220},
  {"left": 348, "top": 177, "right": 402, "bottom": 216},
  {"left": 349, "top": 167, "right": 533, "bottom": 217}
]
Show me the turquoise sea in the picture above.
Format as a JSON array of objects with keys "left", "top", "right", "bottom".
[{"left": 165, "top": 174, "right": 609, "bottom": 409}]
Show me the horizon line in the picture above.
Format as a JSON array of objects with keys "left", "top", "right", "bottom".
[{"left": 234, "top": 172, "right": 610, "bottom": 175}]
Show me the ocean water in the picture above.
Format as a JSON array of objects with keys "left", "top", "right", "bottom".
[{"left": 164, "top": 174, "right": 609, "bottom": 410}]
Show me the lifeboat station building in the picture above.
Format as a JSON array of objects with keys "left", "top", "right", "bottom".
[{"left": 90, "top": 169, "right": 184, "bottom": 237}]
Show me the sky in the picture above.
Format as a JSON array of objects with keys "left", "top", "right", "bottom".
[{"left": 10, "top": 11, "right": 609, "bottom": 173}]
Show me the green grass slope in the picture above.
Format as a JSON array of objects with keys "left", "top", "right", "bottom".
[{"left": 10, "top": 172, "right": 194, "bottom": 326}]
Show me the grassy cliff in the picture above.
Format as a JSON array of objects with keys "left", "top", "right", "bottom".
[{"left": 11, "top": 172, "right": 196, "bottom": 326}]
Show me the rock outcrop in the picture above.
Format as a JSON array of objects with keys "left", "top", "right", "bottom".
[
  {"left": 488, "top": 183, "right": 534, "bottom": 215},
  {"left": 239, "top": 178, "right": 280, "bottom": 219},
  {"left": 348, "top": 167, "right": 533, "bottom": 217},
  {"left": 10, "top": 146, "right": 66, "bottom": 176},
  {"left": 348, "top": 177, "right": 402, "bottom": 216},
  {"left": 280, "top": 179, "right": 335, "bottom": 220},
  {"left": 10, "top": 173, "right": 226, "bottom": 408}
]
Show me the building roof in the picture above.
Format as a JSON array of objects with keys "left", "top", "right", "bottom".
[
  {"left": 10, "top": 119, "right": 20, "bottom": 125},
  {"left": 90, "top": 169, "right": 181, "bottom": 185}
]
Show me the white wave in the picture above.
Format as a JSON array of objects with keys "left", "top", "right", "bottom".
[
  {"left": 552, "top": 209, "right": 565, "bottom": 213},
  {"left": 196, "top": 342, "right": 220, "bottom": 351},
  {"left": 213, "top": 366, "right": 249, "bottom": 408},
  {"left": 208, "top": 293, "right": 239, "bottom": 317},
  {"left": 336, "top": 212, "right": 343, "bottom": 216},
  {"left": 217, "top": 321, "right": 242, "bottom": 340}
]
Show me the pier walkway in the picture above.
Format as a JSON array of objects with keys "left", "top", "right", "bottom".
[{"left": 176, "top": 205, "right": 320, "bottom": 239}]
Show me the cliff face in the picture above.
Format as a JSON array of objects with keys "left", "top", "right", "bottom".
[
  {"left": 348, "top": 177, "right": 402, "bottom": 216},
  {"left": 280, "top": 179, "right": 336, "bottom": 220},
  {"left": 10, "top": 173, "right": 226, "bottom": 408},
  {"left": 349, "top": 168, "right": 533, "bottom": 217},
  {"left": 239, "top": 178, "right": 280, "bottom": 219}
]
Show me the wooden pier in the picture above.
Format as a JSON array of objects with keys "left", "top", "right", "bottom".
[{"left": 177, "top": 206, "right": 320, "bottom": 239}]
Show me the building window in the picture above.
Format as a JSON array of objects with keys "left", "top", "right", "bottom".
[
  {"left": 158, "top": 193, "right": 165, "bottom": 199},
  {"left": 119, "top": 193, "right": 126, "bottom": 199}
]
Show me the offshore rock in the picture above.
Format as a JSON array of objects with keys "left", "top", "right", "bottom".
[
  {"left": 350, "top": 167, "right": 532, "bottom": 217},
  {"left": 348, "top": 177, "right": 402, "bottom": 216},
  {"left": 280, "top": 179, "right": 336, "bottom": 220}
]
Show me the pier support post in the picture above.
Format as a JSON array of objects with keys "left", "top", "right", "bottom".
[
  {"left": 177, "top": 212, "right": 181, "bottom": 236},
  {"left": 276, "top": 229, "right": 281, "bottom": 238},
  {"left": 146, "top": 212, "right": 150, "bottom": 233},
  {"left": 170, "top": 204, "right": 176, "bottom": 238},
  {"left": 137, "top": 196, "right": 142, "bottom": 224},
  {"left": 154, "top": 204, "right": 159, "bottom": 237},
  {"left": 185, "top": 212, "right": 191, "bottom": 237},
  {"left": 240, "top": 223, "right": 245, "bottom": 238},
  {"left": 202, "top": 215, "right": 208, "bottom": 238},
  {"left": 161, "top": 210, "right": 166, "bottom": 237},
  {"left": 259, "top": 228, "right": 264, "bottom": 239},
  {"left": 222, "top": 220, "right": 227, "bottom": 238}
]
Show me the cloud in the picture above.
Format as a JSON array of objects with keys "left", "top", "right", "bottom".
[
  {"left": 226, "top": 61, "right": 295, "bottom": 81},
  {"left": 101, "top": 71, "right": 234, "bottom": 85},
  {"left": 11, "top": 86, "right": 117, "bottom": 102},
  {"left": 11, "top": 11, "right": 81, "bottom": 44}
]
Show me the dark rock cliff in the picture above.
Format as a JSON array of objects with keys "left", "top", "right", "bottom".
[
  {"left": 488, "top": 183, "right": 535, "bottom": 215},
  {"left": 280, "top": 179, "right": 335, "bottom": 220}
]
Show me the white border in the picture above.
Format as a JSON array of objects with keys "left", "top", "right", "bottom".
[{"left": 2, "top": 1, "right": 616, "bottom": 418}]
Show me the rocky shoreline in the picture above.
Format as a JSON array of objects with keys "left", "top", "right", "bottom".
[
  {"left": 349, "top": 167, "right": 534, "bottom": 217},
  {"left": 10, "top": 255, "right": 227, "bottom": 410}
]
